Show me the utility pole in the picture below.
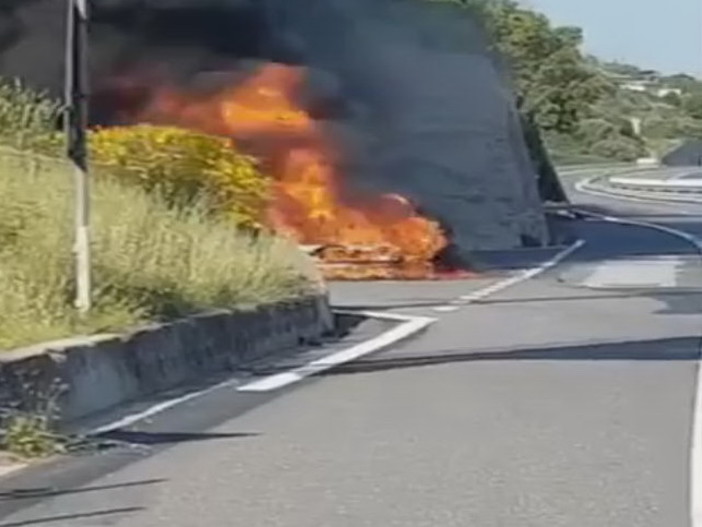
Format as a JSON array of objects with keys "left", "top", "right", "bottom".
[{"left": 65, "top": 0, "right": 91, "bottom": 313}]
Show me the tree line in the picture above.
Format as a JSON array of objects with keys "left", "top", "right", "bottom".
[{"left": 429, "top": 0, "right": 702, "bottom": 162}]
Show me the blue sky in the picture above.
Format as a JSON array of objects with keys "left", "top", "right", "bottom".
[{"left": 524, "top": 0, "right": 702, "bottom": 76}]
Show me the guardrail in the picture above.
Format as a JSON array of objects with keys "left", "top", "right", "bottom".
[
  {"left": 608, "top": 176, "right": 702, "bottom": 194},
  {"left": 557, "top": 163, "right": 629, "bottom": 173}
]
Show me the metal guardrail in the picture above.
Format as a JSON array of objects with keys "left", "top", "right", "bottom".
[
  {"left": 608, "top": 176, "right": 702, "bottom": 194},
  {"left": 557, "top": 163, "right": 629, "bottom": 173}
]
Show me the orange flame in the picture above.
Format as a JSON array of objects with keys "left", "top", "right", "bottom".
[{"left": 136, "top": 63, "right": 452, "bottom": 279}]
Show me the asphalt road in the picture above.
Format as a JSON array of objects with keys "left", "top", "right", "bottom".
[{"left": 1, "top": 167, "right": 702, "bottom": 526}]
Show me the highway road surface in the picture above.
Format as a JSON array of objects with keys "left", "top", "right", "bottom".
[{"left": 1, "top": 166, "right": 702, "bottom": 526}]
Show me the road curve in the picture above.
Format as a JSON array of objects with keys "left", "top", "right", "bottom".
[{"left": 0, "top": 166, "right": 701, "bottom": 526}]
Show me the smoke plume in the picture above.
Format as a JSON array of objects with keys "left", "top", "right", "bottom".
[{"left": 0, "top": 0, "right": 549, "bottom": 253}]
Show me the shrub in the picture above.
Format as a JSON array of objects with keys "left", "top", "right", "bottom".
[
  {"left": 2, "top": 414, "right": 64, "bottom": 458},
  {"left": 89, "top": 125, "right": 270, "bottom": 229},
  {"left": 576, "top": 118, "right": 618, "bottom": 145},
  {"left": 589, "top": 137, "right": 644, "bottom": 161}
]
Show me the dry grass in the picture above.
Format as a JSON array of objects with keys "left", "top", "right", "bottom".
[{"left": 0, "top": 148, "right": 320, "bottom": 350}]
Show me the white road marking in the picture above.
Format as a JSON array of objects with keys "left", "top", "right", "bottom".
[
  {"left": 433, "top": 305, "right": 460, "bottom": 312},
  {"left": 89, "top": 311, "right": 436, "bottom": 434},
  {"left": 583, "top": 219, "right": 702, "bottom": 527},
  {"left": 459, "top": 239, "right": 586, "bottom": 304},
  {"left": 238, "top": 311, "right": 436, "bottom": 392},
  {"left": 237, "top": 238, "right": 586, "bottom": 391},
  {"left": 0, "top": 463, "right": 27, "bottom": 478},
  {"left": 572, "top": 180, "right": 702, "bottom": 527},
  {"left": 239, "top": 238, "right": 584, "bottom": 390},
  {"left": 582, "top": 256, "right": 681, "bottom": 288},
  {"left": 87, "top": 238, "right": 584, "bottom": 432},
  {"left": 83, "top": 223, "right": 579, "bottom": 435},
  {"left": 428, "top": 240, "right": 584, "bottom": 313},
  {"left": 694, "top": 355, "right": 702, "bottom": 527},
  {"left": 91, "top": 377, "right": 244, "bottom": 435}
]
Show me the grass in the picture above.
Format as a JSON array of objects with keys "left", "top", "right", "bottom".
[{"left": 0, "top": 147, "right": 321, "bottom": 350}]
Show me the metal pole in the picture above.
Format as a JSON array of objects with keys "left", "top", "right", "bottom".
[{"left": 65, "top": 0, "right": 91, "bottom": 312}]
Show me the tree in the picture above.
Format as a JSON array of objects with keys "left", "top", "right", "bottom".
[
  {"left": 683, "top": 93, "right": 702, "bottom": 120},
  {"left": 662, "top": 91, "right": 682, "bottom": 107},
  {"left": 663, "top": 74, "right": 702, "bottom": 94},
  {"left": 426, "top": 0, "right": 647, "bottom": 160},
  {"left": 475, "top": 1, "right": 608, "bottom": 133}
]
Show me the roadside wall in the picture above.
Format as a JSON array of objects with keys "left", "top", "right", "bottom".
[{"left": 0, "top": 295, "right": 333, "bottom": 424}]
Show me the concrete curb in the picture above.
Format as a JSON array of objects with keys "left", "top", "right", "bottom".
[{"left": 0, "top": 295, "right": 334, "bottom": 424}]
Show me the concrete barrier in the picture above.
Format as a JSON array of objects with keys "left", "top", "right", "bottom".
[{"left": 0, "top": 295, "right": 334, "bottom": 424}]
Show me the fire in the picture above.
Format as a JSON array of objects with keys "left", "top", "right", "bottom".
[{"left": 135, "top": 63, "right": 455, "bottom": 279}]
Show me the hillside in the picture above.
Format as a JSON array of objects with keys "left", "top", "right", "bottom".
[{"left": 439, "top": 0, "right": 702, "bottom": 163}]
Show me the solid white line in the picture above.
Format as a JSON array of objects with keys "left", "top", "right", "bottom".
[
  {"left": 238, "top": 312, "right": 436, "bottom": 392},
  {"left": 91, "top": 377, "right": 243, "bottom": 435},
  {"left": 694, "top": 348, "right": 702, "bottom": 527},
  {"left": 572, "top": 180, "right": 702, "bottom": 527},
  {"left": 90, "top": 311, "right": 436, "bottom": 433},
  {"left": 0, "top": 463, "right": 27, "bottom": 479}
]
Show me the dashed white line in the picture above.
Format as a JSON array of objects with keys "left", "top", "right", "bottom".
[{"left": 431, "top": 239, "right": 585, "bottom": 313}]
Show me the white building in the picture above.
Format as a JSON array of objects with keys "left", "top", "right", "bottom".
[{"left": 656, "top": 87, "right": 683, "bottom": 98}]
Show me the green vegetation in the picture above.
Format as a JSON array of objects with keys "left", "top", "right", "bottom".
[
  {"left": 0, "top": 82, "right": 319, "bottom": 350},
  {"left": 2, "top": 413, "right": 64, "bottom": 458},
  {"left": 89, "top": 125, "right": 270, "bottom": 229},
  {"left": 0, "top": 78, "right": 63, "bottom": 153},
  {"left": 0, "top": 375, "right": 66, "bottom": 458},
  {"left": 428, "top": 0, "right": 702, "bottom": 163}
]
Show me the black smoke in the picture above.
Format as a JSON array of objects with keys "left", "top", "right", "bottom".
[
  {"left": 0, "top": 0, "right": 550, "bottom": 253},
  {"left": 0, "top": 0, "right": 277, "bottom": 120}
]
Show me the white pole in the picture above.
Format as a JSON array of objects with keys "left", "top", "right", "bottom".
[{"left": 65, "top": 0, "right": 91, "bottom": 313}]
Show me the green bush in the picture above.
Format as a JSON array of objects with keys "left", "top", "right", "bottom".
[
  {"left": 89, "top": 125, "right": 270, "bottom": 229},
  {"left": 564, "top": 117, "right": 644, "bottom": 161},
  {"left": 683, "top": 93, "right": 702, "bottom": 120},
  {"left": 589, "top": 137, "right": 644, "bottom": 162}
]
